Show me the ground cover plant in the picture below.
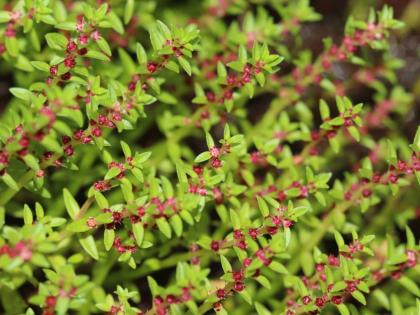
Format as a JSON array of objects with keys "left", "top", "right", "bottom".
[{"left": 0, "top": 0, "right": 419, "bottom": 314}]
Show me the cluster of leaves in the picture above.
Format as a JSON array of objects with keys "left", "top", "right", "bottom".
[{"left": 0, "top": 1, "right": 419, "bottom": 315}]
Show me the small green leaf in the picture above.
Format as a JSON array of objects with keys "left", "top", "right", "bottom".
[
  {"left": 94, "top": 191, "right": 109, "bottom": 208},
  {"left": 331, "top": 281, "right": 347, "bottom": 292},
  {"left": 10, "top": 88, "right": 32, "bottom": 101},
  {"left": 86, "top": 50, "right": 110, "bottom": 61},
  {"left": 105, "top": 167, "right": 121, "bottom": 180},
  {"left": 178, "top": 57, "right": 192, "bottom": 76},
  {"left": 2, "top": 173, "right": 19, "bottom": 190},
  {"left": 136, "top": 42, "right": 147, "bottom": 64},
  {"left": 104, "top": 229, "right": 115, "bottom": 251},
  {"left": 96, "top": 37, "right": 112, "bottom": 56},
  {"left": 79, "top": 236, "right": 99, "bottom": 260},
  {"left": 132, "top": 222, "right": 144, "bottom": 247},
  {"left": 351, "top": 290, "right": 366, "bottom": 305},
  {"left": 63, "top": 188, "right": 80, "bottom": 219},
  {"left": 45, "top": 32, "right": 67, "bottom": 50},
  {"left": 269, "top": 261, "right": 288, "bottom": 274},
  {"left": 348, "top": 126, "right": 360, "bottom": 141},
  {"left": 120, "top": 141, "right": 132, "bottom": 158},
  {"left": 334, "top": 230, "right": 345, "bottom": 248},
  {"left": 124, "top": 0, "right": 135, "bottom": 24},
  {"left": 220, "top": 255, "right": 232, "bottom": 273},
  {"left": 217, "top": 62, "right": 227, "bottom": 78},
  {"left": 23, "top": 205, "right": 33, "bottom": 225},
  {"left": 170, "top": 215, "right": 183, "bottom": 237},
  {"left": 156, "top": 218, "right": 172, "bottom": 238},
  {"left": 229, "top": 209, "right": 241, "bottom": 229},
  {"left": 30, "top": 61, "right": 50, "bottom": 72},
  {"left": 194, "top": 151, "right": 211, "bottom": 163},
  {"left": 0, "top": 11, "right": 11, "bottom": 23},
  {"left": 255, "top": 302, "right": 271, "bottom": 315},
  {"left": 337, "top": 304, "right": 350, "bottom": 315},
  {"left": 256, "top": 196, "right": 269, "bottom": 217},
  {"left": 398, "top": 276, "right": 420, "bottom": 297},
  {"left": 386, "top": 139, "right": 397, "bottom": 165}
]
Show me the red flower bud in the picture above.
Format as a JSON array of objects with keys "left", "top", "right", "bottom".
[
  {"left": 302, "top": 296, "right": 311, "bottom": 305},
  {"left": 210, "top": 240, "right": 220, "bottom": 251},
  {"left": 147, "top": 62, "right": 158, "bottom": 73}
]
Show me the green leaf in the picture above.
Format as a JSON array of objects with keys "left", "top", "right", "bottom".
[
  {"left": 238, "top": 45, "right": 247, "bottom": 65},
  {"left": 255, "top": 302, "right": 271, "bottom": 315},
  {"left": 373, "top": 289, "right": 390, "bottom": 309},
  {"left": 23, "top": 154, "right": 40, "bottom": 170},
  {"left": 55, "top": 22, "right": 76, "bottom": 31},
  {"left": 79, "top": 236, "right": 99, "bottom": 260},
  {"left": 30, "top": 61, "right": 50, "bottom": 72},
  {"left": 220, "top": 255, "right": 232, "bottom": 273},
  {"left": 230, "top": 209, "right": 241, "bottom": 229},
  {"left": 156, "top": 218, "right": 172, "bottom": 238},
  {"left": 331, "top": 281, "right": 347, "bottom": 292},
  {"left": 149, "top": 26, "right": 164, "bottom": 50},
  {"left": 132, "top": 222, "right": 144, "bottom": 247},
  {"left": 337, "top": 304, "right": 350, "bottom": 315},
  {"left": 23, "top": 205, "right": 33, "bottom": 225},
  {"left": 63, "top": 188, "right": 80, "bottom": 219},
  {"left": 86, "top": 50, "right": 110, "bottom": 61},
  {"left": 124, "top": 0, "right": 135, "bottom": 24},
  {"left": 120, "top": 141, "right": 132, "bottom": 158},
  {"left": 405, "top": 226, "right": 415, "bottom": 249},
  {"left": 205, "top": 132, "right": 215, "bottom": 148},
  {"left": 217, "top": 62, "right": 227, "bottom": 78},
  {"left": 45, "top": 33, "right": 67, "bottom": 50},
  {"left": 105, "top": 167, "right": 121, "bottom": 180},
  {"left": 178, "top": 57, "right": 192, "bottom": 76},
  {"left": 398, "top": 276, "right": 420, "bottom": 297},
  {"left": 351, "top": 290, "right": 366, "bottom": 305},
  {"left": 256, "top": 196, "right": 269, "bottom": 217},
  {"left": 0, "top": 11, "right": 11, "bottom": 23},
  {"left": 170, "top": 215, "right": 183, "bottom": 237},
  {"left": 96, "top": 37, "right": 112, "bottom": 56},
  {"left": 348, "top": 126, "right": 360, "bottom": 141},
  {"left": 269, "top": 261, "right": 288, "bottom": 274},
  {"left": 94, "top": 191, "right": 109, "bottom": 208},
  {"left": 66, "top": 225, "right": 85, "bottom": 239},
  {"left": 194, "top": 151, "right": 211, "bottom": 163},
  {"left": 156, "top": 20, "right": 171, "bottom": 39},
  {"left": 56, "top": 297, "right": 69, "bottom": 315},
  {"left": 255, "top": 276, "right": 272, "bottom": 289},
  {"left": 165, "top": 60, "right": 180, "bottom": 73},
  {"left": 104, "top": 229, "right": 115, "bottom": 251},
  {"left": 334, "top": 230, "right": 345, "bottom": 248},
  {"left": 411, "top": 126, "right": 420, "bottom": 152},
  {"left": 136, "top": 42, "right": 147, "bottom": 64},
  {"left": 107, "top": 11, "right": 124, "bottom": 34},
  {"left": 386, "top": 139, "right": 397, "bottom": 165},
  {"left": 5, "top": 37, "right": 18, "bottom": 56},
  {"left": 2, "top": 173, "right": 19, "bottom": 190},
  {"left": 10, "top": 88, "right": 32, "bottom": 101},
  {"left": 238, "top": 289, "right": 252, "bottom": 305}
]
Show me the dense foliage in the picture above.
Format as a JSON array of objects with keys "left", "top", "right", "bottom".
[{"left": 0, "top": 0, "right": 419, "bottom": 314}]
